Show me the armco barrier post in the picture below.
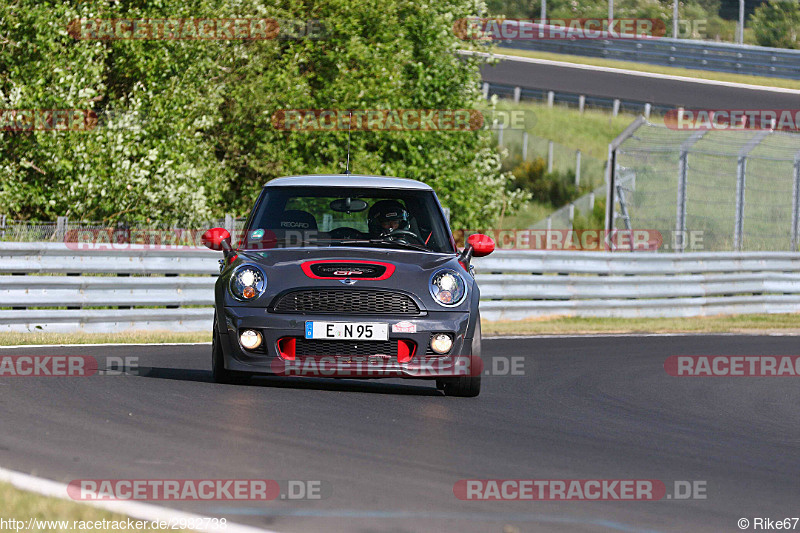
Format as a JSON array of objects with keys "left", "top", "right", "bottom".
[{"left": 575, "top": 150, "right": 581, "bottom": 187}]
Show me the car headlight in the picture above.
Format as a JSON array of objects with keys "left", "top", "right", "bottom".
[
  {"left": 429, "top": 269, "right": 467, "bottom": 307},
  {"left": 230, "top": 264, "right": 267, "bottom": 301}
]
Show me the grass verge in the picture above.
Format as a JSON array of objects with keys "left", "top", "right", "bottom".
[
  {"left": 0, "top": 481, "right": 164, "bottom": 532},
  {"left": 487, "top": 99, "right": 636, "bottom": 160},
  {"left": 0, "top": 330, "right": 211, "bottom": 346},
  {"left": 483, "top": 313, "right": 800, "bottom": 335},
  {"left": 1, "top": 315, "right": 799, "bottom": 346},
  {"left": 496, "top": 199, "right": 555, "bottom": 229},
  {"left": 494, "top": 47, "right": 800, "bottom": 90}
]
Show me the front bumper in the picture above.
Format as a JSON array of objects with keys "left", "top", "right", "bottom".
[{"left": 218, "top": 307, "right": 478, "bottom": 379}]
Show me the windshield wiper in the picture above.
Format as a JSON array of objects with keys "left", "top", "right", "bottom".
[
  {"left": 367, "top": 238, "right": 429, "bottom": 252},
  {"left": 321, "top": 237, "right": 429, "bottom": 252}
]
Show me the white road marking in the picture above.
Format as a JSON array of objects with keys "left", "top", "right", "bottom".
[
  {"left": 0, "top": 342, "right": 211, "bottom": 349},
  {"left": 484, "top": 332, "right": 800, "bottom": 339}
]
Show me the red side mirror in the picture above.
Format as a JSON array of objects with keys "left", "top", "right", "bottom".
[
  {"left": 468, "top": 233, "right": 495, "bottom": 257},
  {"left": 202, "top": 227, "right": 231, "bottom": 252}
]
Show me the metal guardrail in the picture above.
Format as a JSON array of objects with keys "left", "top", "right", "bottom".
[
  {"left": 0, "top": 243, "right": 218, "bottom": 333},
  {"left": 473, "top": 250, "right": 800, "bottom": 320},
  {"left": 495, "top": 21, "right": 800, "bottom": 80},
  {"left": 2, "top": 244, "right": 800, "bottom": 331},
  {"left": 484, "top": 81, "right": 672, "bottom": 117},
  {"left": 0, "top": 242, "right": 218, "bottom": 274},
  {"left": 0, "top": 308, "right": 214, "bottom": 333}
]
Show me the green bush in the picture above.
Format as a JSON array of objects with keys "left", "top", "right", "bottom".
[
  {"left": 511, "top": 157, "right": 580, "bottom": 206},
  {"left": 572, "top": 197, "right": 606, "bottom": 231},
  {"left": 487, "top": 0, "right": 745, "bottom": 42},
  {"left": 750, "top": 0, "right": 800, "bottom": 49}
]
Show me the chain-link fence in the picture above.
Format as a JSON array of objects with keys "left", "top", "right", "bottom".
[
  {"left": 529, "top": 185, "right": 605, "bottom": 231},
  {"left": 498, "top": 127, "right": 606, "bottom": 191},
  {"left": 495, "top": 127, "right": 607, "bottom": 231},
  {"left": 0, "top": 215, "right": 247, "bottom": 244},
  {"left": 611, "top": 121, "right": 800, "bottom": 252}
]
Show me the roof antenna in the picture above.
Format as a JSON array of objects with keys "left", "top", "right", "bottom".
[{"left": 344, "top": 110, "right": 352, "bottom": 175}]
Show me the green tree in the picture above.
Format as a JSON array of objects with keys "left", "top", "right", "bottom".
[
  {"left": 750, "top": 0, "right": 800, "bottom": 49},
  {"left": 0, "top": 0, "right": 526, "bottom": 228}
]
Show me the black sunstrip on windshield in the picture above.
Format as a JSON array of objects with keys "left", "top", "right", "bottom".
[{"left": 244, "top": 186, "right": 454, "bottom": 253}]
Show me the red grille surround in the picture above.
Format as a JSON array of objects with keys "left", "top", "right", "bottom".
[{"left": 277, "top": 337, "right": 416, "bottom": 363}]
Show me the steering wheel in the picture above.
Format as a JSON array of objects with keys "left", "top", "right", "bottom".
[
  {"left": 381, "top": 229, "right": 426, "bottom": 245},
  {"left": 329, "top": 227, "right": 365, "bottom": 239}
]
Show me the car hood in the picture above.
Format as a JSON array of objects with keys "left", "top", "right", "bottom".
[
  {"left": 236, "top": 246, "right": 455, "bottom": 270},
  {"left": 223, "top": 246, "right": 469, "bottom": 311}
]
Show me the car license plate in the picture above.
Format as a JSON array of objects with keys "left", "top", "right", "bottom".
[{"left": 305, "top": 321, "right": 389, "bottom": 341}]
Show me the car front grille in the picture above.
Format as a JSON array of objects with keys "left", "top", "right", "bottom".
[
  {"left": 271, "top": 289, "right": 420, "bottom": 315},
  {"left": 292, "top": 338, "right": 398, "bottom": 357}
]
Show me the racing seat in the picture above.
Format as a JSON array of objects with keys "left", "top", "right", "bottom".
[{"left": 278, "top": 210, "right": 318, "bottom": 231}]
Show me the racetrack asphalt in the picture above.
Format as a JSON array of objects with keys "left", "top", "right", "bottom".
[
  {"left": 1, "top": 335, "right": 799, "bottom": 532},
  {"left": 480, "top": 56, "right": 800, "bottom": 109}
]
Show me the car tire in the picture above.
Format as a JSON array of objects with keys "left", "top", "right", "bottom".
[
  {"left": 439, "top": 316, "right": 481, "bottom": 397},
  {"left": 212, "top": 318, "right": 249, "bottom": 385}
]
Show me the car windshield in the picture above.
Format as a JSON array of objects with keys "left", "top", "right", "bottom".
[{"left": 244, "top": 186, "right": 454, "bottom": 253}]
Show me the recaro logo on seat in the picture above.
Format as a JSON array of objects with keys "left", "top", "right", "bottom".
[{"left": 280, "top": 221, "right": 310, "bottom": 228}]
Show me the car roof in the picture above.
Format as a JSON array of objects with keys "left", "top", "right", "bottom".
[{"left": 264, "top": 175, "right": 433, "bottom": 190}]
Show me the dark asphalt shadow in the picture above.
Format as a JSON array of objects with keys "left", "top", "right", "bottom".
[{"left": 134, "top": 366, "right": 443, "bottom": 396}]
